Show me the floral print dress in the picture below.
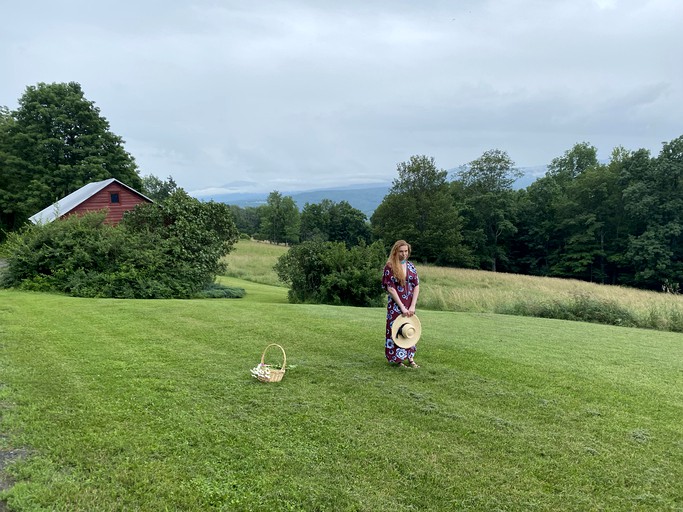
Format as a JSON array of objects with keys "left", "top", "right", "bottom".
[{"left": 382, "top": 262, "right": 419, "bottom": 363}]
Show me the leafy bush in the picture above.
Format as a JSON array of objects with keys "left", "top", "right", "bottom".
[
  {"left": 122, "top": 191, "right": 239, "bottom": 289},
  {"left": 274, "top": 240, "right": 386, "bottom": 306},
  {"left": 1, "top": 192, "right": 240, "bottom": 298}
]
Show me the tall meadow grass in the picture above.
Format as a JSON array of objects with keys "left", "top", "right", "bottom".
[
  {"left": 420, "top": 266, "right": 683, "bottom": 331},
  {"left": 224, "top": 241, "right": 683, "bottom": 332},
  {"left": 222, "top": 239, "right": 287, "bottom": 287}
]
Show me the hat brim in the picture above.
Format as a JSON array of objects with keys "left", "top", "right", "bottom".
[{"left": 391, "top": 314, "right": 422, "bottom": 349}]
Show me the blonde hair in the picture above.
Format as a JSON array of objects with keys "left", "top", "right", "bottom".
[{"left": 386, "top": 240, "right": 411, "bottom": 286}]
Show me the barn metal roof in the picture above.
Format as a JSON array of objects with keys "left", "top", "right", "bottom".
[{"left": 28, "top": 178, "right": 152, "bottom": 224}]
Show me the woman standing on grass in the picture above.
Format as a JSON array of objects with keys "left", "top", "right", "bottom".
[{"left": 382, "top": 240, "right": 420, "bottom": 368}]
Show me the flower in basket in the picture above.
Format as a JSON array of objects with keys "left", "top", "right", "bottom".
[
  {"left": 251, "top": 344, "right": 288, "bottom": 383},
  {"left": 250, "top": 363, "right": 271, "bottom": 380}
]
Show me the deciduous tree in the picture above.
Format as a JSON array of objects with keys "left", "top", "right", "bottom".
[
  {"left": 229, "top": 205, "right": 261, "bottom": 237},
  {"left": 141, "top": 174, "right": 180, "bottom": 201},
  {"left": 1, "top": 82, "right": 142, "bottom": 236},
  {"left": 622, "top": 136, "right": 683, "bottom": 288},
  {"left": 300, "top": 199, "right": 370, "bottom": 246},
  {"left": 456, "top": 149, "right": 522, "bottom": 271},
  {"left": 372, "top": 155, "right": 471, "bottom": 266},
  {"left": 513, "top": 143, "right": 601, "bottom": 277},
  {"left": 258, "top": 191, "right": 300, "bottom": 244}
]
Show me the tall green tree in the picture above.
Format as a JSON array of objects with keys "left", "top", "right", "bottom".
[
  {"left": 0, "top": 82, "right": 141, "bottom": 235},
  {"left": 514, "top": 143, "right": 601, "bottom": 277},
  {"left": 300, "top": 199, "right": 370, "bottom": 247},
  {"left": 300, "top": 199, "right": 333, "bottom": 242},
  {"left": 141, "top": 174, "right": 180, "bottom": 201},
  {"left": 328, "top": 200, "right": 371, "bottom": 247},
  {"left": 456, "top": 149, "right": 522, "bottom": 271},
  {"left": 371, "top": 155, "right": 471, "bottom": 265},
  {"left": 510, "top": 178, "right": 558, "bottom": 275},
  {"left": 621, "top": 136, "right": 683, "bottom": 288},
  {"left": 0, "top": 107, "right": 15, "bottom": 230},
  {"left": 229, "top": 205, "right": 261, "bottom": 237},
  {"left": 258, "top": 191, "right": 300, "bottom": 244},
  {"left": 551, "top": 158, "right": 625, "bottom": 282},
  {"left": 546, "top": 141, "right": 599, "bottom": 181}
]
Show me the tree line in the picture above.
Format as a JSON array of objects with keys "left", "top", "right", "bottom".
[
  {"left": 2, "top": 82, "right": 683, "bottom": 293},
  {"left": 235, "top": 139, "right": 683, "bottom": 292}
]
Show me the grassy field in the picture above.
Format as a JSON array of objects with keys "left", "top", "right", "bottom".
[
  {"left": 1, "top": 269, "right": 683, "bottom": 509},
  {"left": 224, "top": 240, "right": 683, "bottom": 332},
  {"left": 222, "top": 240, "right": 289, "bottom": 287}
]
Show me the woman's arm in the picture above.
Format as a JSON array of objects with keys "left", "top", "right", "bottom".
[
  {"left": 387, "top": 286, "right": 408, "bottom": 315},
  {"left": 408, "top": 285, "right": 419, "bottom": 316}
]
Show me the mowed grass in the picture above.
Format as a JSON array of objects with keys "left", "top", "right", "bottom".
[{"left": 1, "top": 280, "right": 683, "bottom": 510}]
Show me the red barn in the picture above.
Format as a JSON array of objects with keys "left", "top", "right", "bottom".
[{"left": 29, "top": 178, "right": 153, "bottom": 225}]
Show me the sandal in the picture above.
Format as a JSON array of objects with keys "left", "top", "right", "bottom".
[
  {"left": 397, "top": 362, "right": 408, "bottom": 368},
  {"left": 408, "top": 360, "right": 420, "bottom": 368}
]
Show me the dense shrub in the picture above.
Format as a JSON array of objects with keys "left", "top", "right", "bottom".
[
  {"left": 1, "top": 192, "right": 240, "bottom": 298},
  {"left": 274, "top": 240, "right": 328, "bottom": 303},
  {"left": 274, "top": 240, "right": 386, "bottom": 306},
  {"left": 122, "top": 191, "right": 239, "bottom": 288}
]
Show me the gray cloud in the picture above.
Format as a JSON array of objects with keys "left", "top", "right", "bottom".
[{"left": 2, "top": 0, "right": 681, "bottom": 195}]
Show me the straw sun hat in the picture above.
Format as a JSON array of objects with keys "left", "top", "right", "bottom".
[{"left": 391, "top": 315, "right": 422, "bottom": 349}]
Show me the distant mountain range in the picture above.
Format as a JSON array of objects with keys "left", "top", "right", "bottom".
[
  {"left": 196, "top": 185, "right": 391, "bottom": 218},
  {"left": 195, "top": 166, "right": 548, "bottom": 218}
]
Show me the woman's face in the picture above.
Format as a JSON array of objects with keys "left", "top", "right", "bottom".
[{"left": 397, "top": 245, "right": 409, "bottom": 261}]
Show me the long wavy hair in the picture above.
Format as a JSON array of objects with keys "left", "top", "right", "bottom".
[{"left": 386, "top": 240, "right": 411, "bottom": 286}]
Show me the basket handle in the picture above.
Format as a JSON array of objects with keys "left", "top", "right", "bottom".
[{"left": 260, "top": 343, "right": 286, "bottom": 371}]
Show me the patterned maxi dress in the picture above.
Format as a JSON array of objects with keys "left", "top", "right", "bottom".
[{"left": 382, "top": 261, "right": 420, "bottom": 363}]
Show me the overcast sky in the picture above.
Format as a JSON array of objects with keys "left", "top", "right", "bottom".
[{"left": 2, "top": 0, "right": 681, "bottom": 196}]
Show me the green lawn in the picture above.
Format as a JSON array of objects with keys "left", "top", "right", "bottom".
[{"left": 1, "top": 281, "right": 682, "bottom": 511}]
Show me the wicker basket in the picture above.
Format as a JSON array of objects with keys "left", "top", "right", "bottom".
[{"left": 251, "top": 343, "right": 287, "bottom": 383}]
